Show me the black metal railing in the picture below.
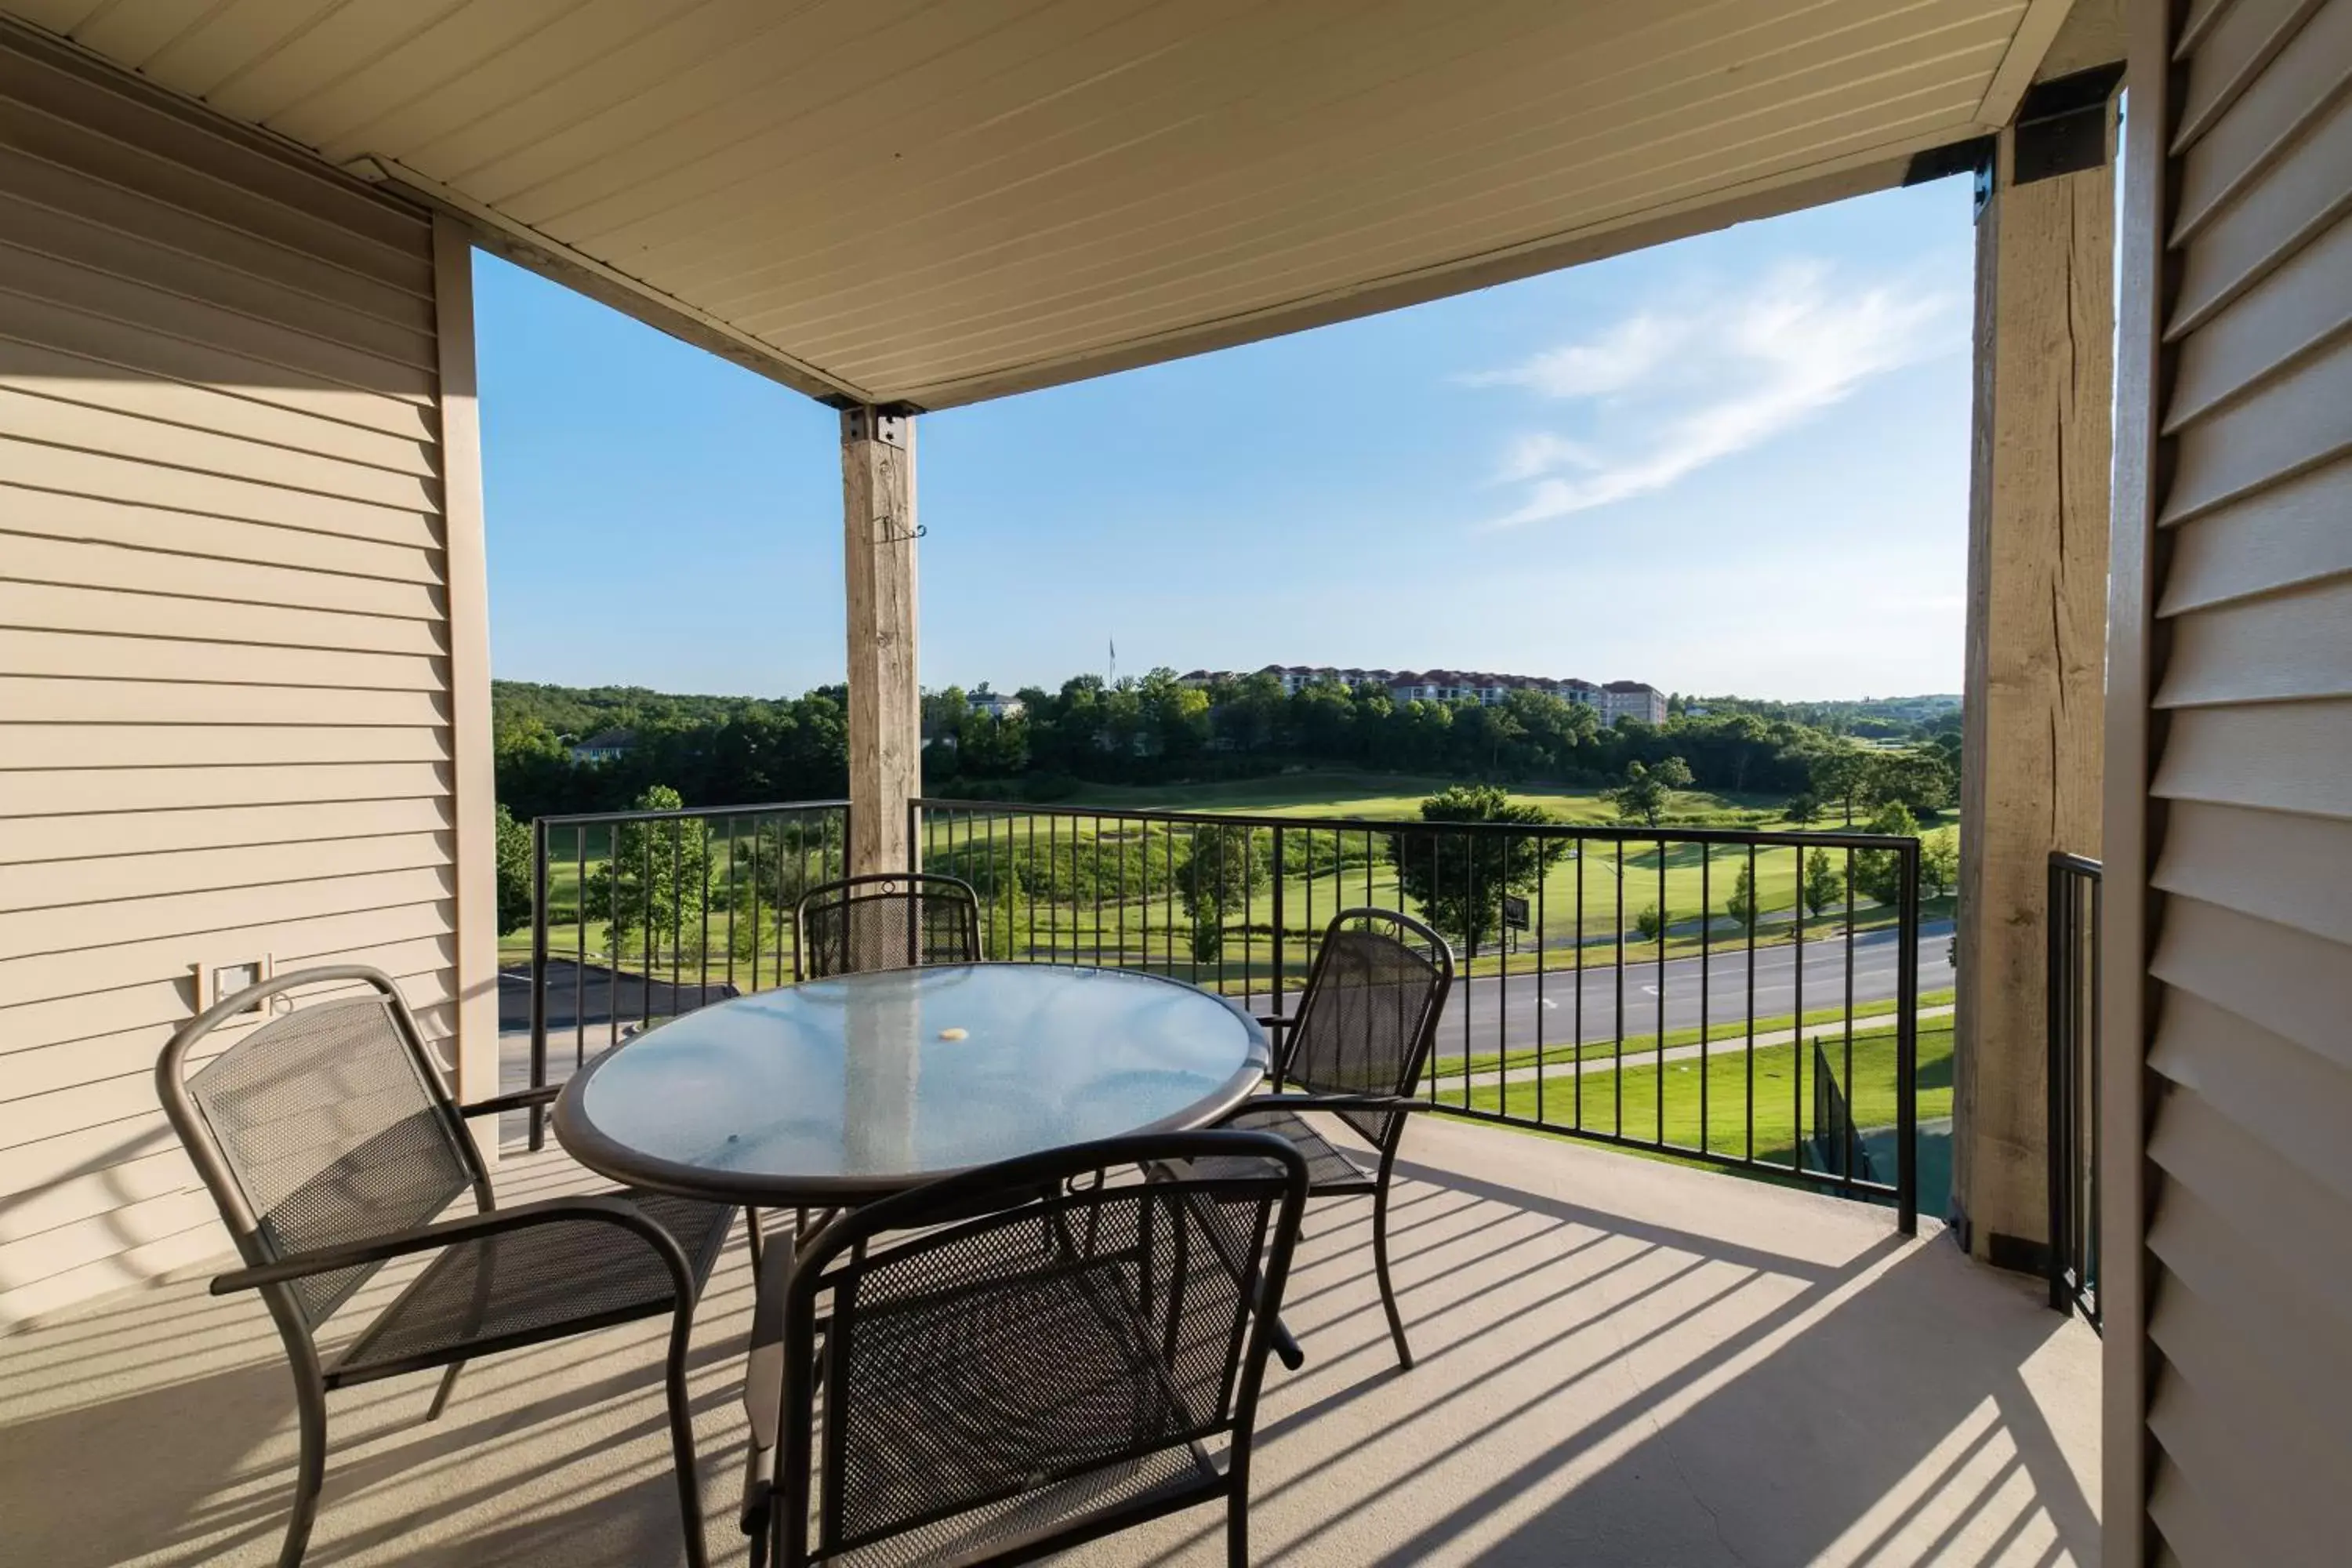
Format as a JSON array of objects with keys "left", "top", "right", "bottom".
[
  {"left": 523, "top": 799, "right": 849, "bottom": 1148},
  {"left": 913, "top": 798, "right": 1926, "bottom": 1231},
  {"left": 2047, "top": 851, "right": 2101, "bottom": 1328},
  {"left": 1811, "top": 1035, "right": 1879, "bottom": 1186}
]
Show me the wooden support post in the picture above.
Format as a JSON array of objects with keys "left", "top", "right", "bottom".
[
  {"left": 841, "top": 407, "right": 920, "bottom": 878},
  {"left": 1953, "top": 85, "right": 2114, "bottom": 1271}
]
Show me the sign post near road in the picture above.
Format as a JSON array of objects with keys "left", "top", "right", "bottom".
[{"left": 1502, "top": 893, "right": 1530, "bottom": 954}]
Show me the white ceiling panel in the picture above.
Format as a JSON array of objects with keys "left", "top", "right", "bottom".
[{"left": 2, "top": 0, "right": 2078, "bottom": 407}]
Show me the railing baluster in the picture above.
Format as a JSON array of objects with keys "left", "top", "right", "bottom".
[
  {"left": 1573, "top": 828, "right": 1584, "bottom": 1132},
  {"left": 528, "top": 816, "right": 549, "bottom": 1151},
  {"left": 1271, "top": 823, "right": 1286, "bottom": 1025},
  {"left": 1536, "top": 829, "right": 1548, "bottom": 1127},
  {"left": 1896, "top": 841, "right": 1919, "bottom": 1236},
  {"left": 572, "top": 824, "right": 586, "bottom": 1073},
  {"left": 1699, "top": 844, "right": 1710, "bottom": 1154},
  {"left": 1656, "top": 834, "right": 1667, "bottom": 1148},
  {"left": 1614, "top": 840, "right": 1625, "bottom": 1140},
  {"left": 2046, "top": 851, "right": 2101, "bottom": 1323}
]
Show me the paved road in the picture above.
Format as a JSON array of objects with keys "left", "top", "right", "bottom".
[{"left": 1255, "top": 921, "right": 1953, "bottom": 1064}]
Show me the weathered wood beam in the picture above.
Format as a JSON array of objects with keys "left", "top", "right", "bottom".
[
  {"left": 841, "top": 408, "right": 920, "bottom": 878},
  {"left": 1952, "top": 82, "right": 2115, "bottom": 1272}
]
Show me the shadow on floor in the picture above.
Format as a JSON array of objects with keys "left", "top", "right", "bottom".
[{"left": 0, "top": 1127, "right": 2097, "bottom": 1567}]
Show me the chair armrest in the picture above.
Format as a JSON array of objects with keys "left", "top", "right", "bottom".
[
  {"left": 209, "top": 1193, "right": 699, "bottom": 1304},
  {"left": 458, "top": 1083, "right": 561, "bottom": 1117},
  {"left": 1228, "top": 1091, "right": 1419, "bottom": 1117}
]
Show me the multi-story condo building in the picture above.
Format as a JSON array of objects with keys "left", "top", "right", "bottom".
[
  {"left": 1177, "top": 666, "right": 1658, "bottom": 721},
  {"left": 1599, "top": 680, "right": 1668, "bottom": 726}
]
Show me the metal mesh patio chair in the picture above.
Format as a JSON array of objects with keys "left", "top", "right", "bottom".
[
  {"left": 768, "top": 871, "right": 984, "bottom": 1259},
  {"left": 738, "top": 1131, "right": 1308, "bottom": 1567},
  {"left": 793, "top": 871, "right": 982, "bottom": 982},
  {"left": 1196, "top": 907, "right": 1453, "bottom": 1370},
  {"left": 155, "top": 965, "right": 736, "bottom": 1568}
]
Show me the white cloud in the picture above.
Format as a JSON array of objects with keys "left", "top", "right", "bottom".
[
  {"left": 1494, "top": 431, "right": 1601, "bottom": 483},
  {"left": 1460, "top": 312, "right": 1692, "bottom": 399},
  {"left": 1470, "top": 263, "right": 1962, "bottom": 527}
]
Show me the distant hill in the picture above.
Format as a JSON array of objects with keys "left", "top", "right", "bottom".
[
  {"left": 1682, "top": 692, "right": 1959, "bottom": 738},
  {"left": 492, "top": 679, "right": 841, "bottom": 742}
]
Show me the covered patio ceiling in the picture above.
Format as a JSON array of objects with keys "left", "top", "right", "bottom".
[{"left": 3, "top": 0, "right": 2089, "bottom": 410}]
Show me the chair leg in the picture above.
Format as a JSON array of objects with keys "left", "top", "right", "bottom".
[
  {"left": 746, "top": 1207, "right": 765, "bottom": 1269},
  {"left": 277, "top": 1371, "right": 329, "bottom": 1568},
  {"left": 1372, "top": 1177, "right": 1412, "bottom": 1370},
  {"left": 663, "top": 1306, "right": 710, "bottom": 1568},
  {"left": 424, "top": 1359, "right": 464, "bottom": 1422},
  {"left": 1227, "top": 1491, "right": 1250, "bottom": 1567}
]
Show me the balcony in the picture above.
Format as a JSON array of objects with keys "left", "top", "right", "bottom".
[
  {"left": 0, "top": 5, "right": 2154, "bottom": 1559},
  {"left": 0, "top": 1114, "right": 2097, "bottom": 1567}
]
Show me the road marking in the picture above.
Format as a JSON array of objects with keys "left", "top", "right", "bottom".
[{"left": 1639, "top": 984, "right": 1659, "bottom": 997}]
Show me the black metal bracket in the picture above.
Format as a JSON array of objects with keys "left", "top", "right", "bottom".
[
  {"left": 2013, "top": 63, "right": 2125, "bottom": 186},
  {"left": 1900, "top": 133, "right": 1998, "bottom": 216},
  {"left": 840, "top": 405, "right": 913, "bottom": 449},
  {"left": 1902, "top": 134, "right": 1995, "bottom": 190}
]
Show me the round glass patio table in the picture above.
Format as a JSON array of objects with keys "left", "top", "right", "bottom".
[{"left": 551, "top": 963, "right": 1270, "bottom": 1207}]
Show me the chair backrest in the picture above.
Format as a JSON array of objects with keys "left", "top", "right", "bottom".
[
  {"left": 793, "top": 872, "right": 982, "bottom": 981},
  {"left": 156, "top": 967, "right": 488, "bottom": 1329},
  {"left": 1278, "top": 908, "right": 1455, "bottom": 1150},
  {"left": 775, "top": 1131, "right": 1307, "bottom": 1565}
]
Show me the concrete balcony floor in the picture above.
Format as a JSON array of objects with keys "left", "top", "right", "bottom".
[{"left": 0, "top": 1118, "right": 2098, "bottom": 1566}]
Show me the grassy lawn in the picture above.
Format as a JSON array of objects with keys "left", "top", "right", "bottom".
[
  {"left": 1442, "top": 986, "right": 1958, "bottom": 1080},
  {"left": 1459, "top": 1015, "right": 1954, "bottom": 1173},
  {"left": 1034, "top": 771, "right": 1793, "bottom": 825},
  {"left": 920, "top": 792, "right": 1947, "bottom": 989}
]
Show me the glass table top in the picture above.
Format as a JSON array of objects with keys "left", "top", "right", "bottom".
[{"left": 555, "top": 964, "right": 1269, "bottom": 1202}]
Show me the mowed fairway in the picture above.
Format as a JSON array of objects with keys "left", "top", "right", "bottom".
[
  {"left": 920, "top": 771, "right": 1943, "bottom": 978},
  {"left": 1461, "top": 1016, "right": 1953, "bottom": 1171}
]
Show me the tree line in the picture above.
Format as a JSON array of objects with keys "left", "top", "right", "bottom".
[
  {"left": 924, "top": 669, "right": 1958, "bottom": 817},
  {"left": 492, "top": 670, "right": 1960, "bottom": 886}
]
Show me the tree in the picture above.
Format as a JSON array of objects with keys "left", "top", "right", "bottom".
[
  {"left": 1174, "top": 822, "right": 1268, "bottom": 963},
  {"left": 1606, "top": 756, "right": 1693, "bottom": 827},
  {"left": 1920, "top": 827, "right": 1960, "bottom": 900},
  {"left": 1855, "top": 800, "right": 1920, "bottom": 906},
  {"left": 1875, "top": 746, "right": 1955, "bottom": 815},
  {"left": 1388, "top": 785, "right": 1570, "bottom": 955},
  {"left": 1634, "top": 902, "right": 1666, "bottom": 943},
  {"left": 1724, "top": 863, "right": 1759, "bottom": 931},
  {"left": 982, "top": 872, "right": 1028, "bottom": 963},
  {"left": 1142, "top": 669, "right": 1210, "bottom": 760},
  {"left": 586, "top": 785, "right": 713, "bottom": 966},
  {"left": 1802, "top": 846, "right": 1845, "bottom": 918},
  {"left": 1808, "top": 746, "right": 1878, "bottom": 825},
  {"left": 1785, "top": 792, "right": 1822, "bottom": 828},
  {"left": 494, "top": 803, "right": 534, "bottom": 935}
]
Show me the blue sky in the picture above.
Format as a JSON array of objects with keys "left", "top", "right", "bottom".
[{"left": 477, "top": 176, "right": 1976, "bottom": 702}]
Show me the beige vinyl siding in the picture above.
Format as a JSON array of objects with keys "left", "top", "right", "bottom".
[
  {"left": 0, "top": 27, "right": 477, "bottom": 1330},
  {"left": 2121, "top": 0, "right": 2352, "bottom": 1556}
]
